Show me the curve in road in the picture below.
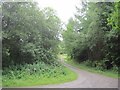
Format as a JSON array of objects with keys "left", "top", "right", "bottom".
[{"left": 27, "top": 59, "right": 118, "bottom": 88}]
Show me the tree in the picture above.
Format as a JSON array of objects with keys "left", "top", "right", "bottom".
[
  {"left": 63, "top": 1, "right": 119, "bottom": 70},
  {"left": 2, "top": 2, "right": 62, "bottom": 67}
]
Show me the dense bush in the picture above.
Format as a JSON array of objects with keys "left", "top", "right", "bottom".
[
  {"left": 2, "top": 2, "right": 61, "bottom": 67},
  {"left": 2, "top": 61, "right": 78, "bottom": 87},
  {"left": 2, "top": 61, "right": 63, "bottom": 79}
]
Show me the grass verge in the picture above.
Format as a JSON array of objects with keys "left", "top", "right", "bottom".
[
  {"left": 61, "top": 54, "right": 119, "bottom": 78},
  {"left": 0, "top": 75, "right": 1, "bottom": 87},
  {"left": 3, "top": 65, "right": 77, "bottom": 87},
  {"left": 0, "top": 70, "right": 2, "bottom": 87}
]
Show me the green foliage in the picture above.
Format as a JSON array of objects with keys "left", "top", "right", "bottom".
[
  {"left": 3, "top": 61, "right": 61, "bottom": 79},
  {"left": 63, "top": 2, "right": 120, "bottom": 71},
  {"left": 65, "top": 56, "right": 118, "bottom": 78},
  {"left": 0, "top": 70, "right": 1, "bottom": 87},
  {"left": 2, "top": 2, "right": 78, "bottom": 87},
  {"left": 105, "top": 2, "right": 120, "bottom": 67},
  {"left": 2, "top": 62, "right": 77, "bottom": 87},
  {"left": 61, "top": 54, "right": 118, "bottom": 78},
  {"left": 2, "top": 2, "right": 61, "bottom": 67},
  {"left": 63, "top": 18, "right": 79, "bottom": 58}
]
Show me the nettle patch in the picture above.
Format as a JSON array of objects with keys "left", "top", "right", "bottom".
[
  {"left": 2, "top": 61, "right": 68, "bottom": 80},
  {"left": 2, "top": 61, "right": 77, "bottom": 87}
]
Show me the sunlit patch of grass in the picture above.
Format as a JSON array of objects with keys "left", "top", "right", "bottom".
[{"left": 2, "top": 62, "right": 77, "bottom": 87}]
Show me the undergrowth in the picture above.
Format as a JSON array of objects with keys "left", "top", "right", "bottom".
[{"left": 2, "top": 61, "right": 77, "bottom": 87}]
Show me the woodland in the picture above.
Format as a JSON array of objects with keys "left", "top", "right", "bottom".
[{"left": 1, "top": 1, "right": 120, "bottom": 87}]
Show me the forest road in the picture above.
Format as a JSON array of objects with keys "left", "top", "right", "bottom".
[{"left": 29, "top": 58, "right": 118, "bottom": 88}]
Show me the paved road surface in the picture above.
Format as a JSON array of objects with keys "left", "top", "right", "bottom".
[{"left": 29, "top": 59, "right": 118, "bottom": 88}]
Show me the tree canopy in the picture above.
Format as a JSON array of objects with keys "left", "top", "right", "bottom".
[
  {"left": 2, "top": 2, "right": 62, "bottom": 67},
  {"left": 63, "top": 1, "right": 120, "bottom": 71}
]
